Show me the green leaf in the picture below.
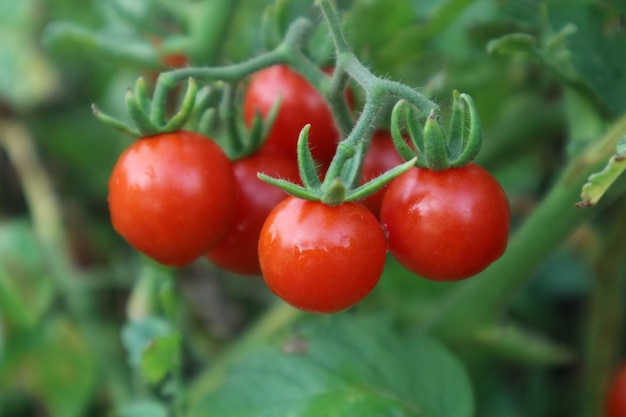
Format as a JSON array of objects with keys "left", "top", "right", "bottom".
[
  {"left": 121, "top": 316, "right": 181, "bottom": 384},
  {"left": 577, "top": 136, "right": 626, "bottom": 207},
  {"left": 188, "top": 315, "right": 474, "bottom": 417},
  {"left": 547, "top": 2, "right": 626, "bottom": 113},
  {"left": 0, "top": 319, "right": 97, "bottom": 417},
  {"left": 0, "top": 0, "right": 58, "bottom": 110},
  {"left": 0, "top": 220, "right": 54, "bottom": 329},
  {"left": 116, "top": 400, "right": 169, "bottom": 417},
  {"left": 140, "top": 333, "right": 181, "bottom": 384}
]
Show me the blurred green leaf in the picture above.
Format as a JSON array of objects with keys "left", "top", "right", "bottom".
[
  {"left": 188, "top": 314, "right": 474, "bottom": 417},
  {"left": 140, "top": 333, "right": 181, "bottom": 384},
  {"left": 122, "top": 316, "right": 180, "bottom": 384},
  {"left": 0, "top": 220, "right": 54, "bottom": 329},
  {"left": 121, "top": 317, "right": 172, "bottom": 367},
  {"left": 0, "top": 319, "right": 97, "bottom": 417},
  {"left": 116, "top": 400, "right": 169, "bottom": 417},
  {"left": 578, "top": 136, "right": 626, "bottom": 207},
  {"left": 547, "top": 1, "right": 626, "bottom": 113}
]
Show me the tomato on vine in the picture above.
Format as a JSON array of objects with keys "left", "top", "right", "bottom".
[
  {"left": 206, "top": 151, "right": 300, "bottom": 276},
  {"left": 108, "top": 131, "right": 236, "bottom": 267},
  {"left": 360, "top": 130, "right": 405, "bottom": 218},
  {"left": 258, "top": 197, "right": 387, "bottom": 313},
  {"left": 243, "top": 65, "right": 349, "bottom": 168},
  {"left": 381, "top": 163, "right": 510, "bottom": 281}
]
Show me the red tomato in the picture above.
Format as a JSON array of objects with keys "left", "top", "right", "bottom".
[
  {"left": 607, "top": 363, "right": 626, "bottom": 417},
  {"left": 206, "top": 151, "right": 300, "bottom": 276},
  {"left": 243, "top": 65, "right": 350, "bottom": 168},
  {"left": 258, "top": 197, "right": 387, "bottom": 313},
  {"left": 360, "top": 130, "right": 405, "bottom": 219},
  {"left": 108, "top": 131, "right": 236, "bottom": 267},
  {"left": 381, "top": 164, "right": 510, "bottom": 281}
]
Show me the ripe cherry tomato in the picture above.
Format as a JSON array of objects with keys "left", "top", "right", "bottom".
[
  {"left": 360, "top": 130, "right": 405, "bottom": 219},
  {"left": 243, "top": 65, "right": 350, "bottom": 168},
  {"left": 258, "top": 197, "right": 387, "bottom": 313},
  {"left": 206, "top": 151, "right": 300, "bottom": 276},
  {"left": 381, "top": 163, "right": 510, "bottom": 281},
  {"left": 108, "top": 131, "right": 236, "bottom": 267},
  {"left": 607, "top": 362, "right": 626, "bottom": 417}
]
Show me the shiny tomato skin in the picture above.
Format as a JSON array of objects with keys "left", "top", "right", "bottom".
[
  {"left": 258, "top": 197, "right": 387, "bottom": 313},
  {"left": 381, "top": 164, "right": 510, "bottom": 281},
  {"left": 206, "top": 151, "right": 300, "bottom": 276},
  {"left": 243, "top": 65, "right": 346, "bottom": 168},
  {"left": 607, "top": 363, "right": 626, "bottom": 417},
  {"left": 360, "top": 131, "right": 405, "bottom": 219},
  {"left": 108, "top": 131, "right": 236, "bottom": 267}
]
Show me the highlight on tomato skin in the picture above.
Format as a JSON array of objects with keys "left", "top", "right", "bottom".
[
  {"left": 380, "top": 163, "right": 510, "bottom": 281},
  {"left": 206, "top": 151, "right": 300, "bottom": 276},
  {"left": 258, "top": 196, "right": 387, "bottom": 313},
  {"left": 108, "top": 131, "right": 237, "bottom": 268},
  {"left": 243, "top": 64, "right": 352, "bottom": 168}
]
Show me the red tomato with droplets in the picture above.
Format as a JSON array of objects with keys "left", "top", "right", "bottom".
[
  {"left": 108, "top": 131, "right": 236, "bottom": 267},
  {"left": 206, "top": 151, "right": 300, "bottom": 276},
  {"left": 607, "top": 363, "right": 626, "bottom": 417},
  {"left": 258, "top": 197, "right": 387, "bottom": 313},
  {"left": 243, "top": 65, "right": 350, "bottom": 168},
  {"left": 381, "top": 163, "right": 510, "bottom": 281},
  {"left": 360, "top": 130, "right": 405, "bottom": 219}
]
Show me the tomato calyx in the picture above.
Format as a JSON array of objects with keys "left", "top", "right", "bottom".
[
  {"left": 391, "top": 90, "right": 483, "bottom": 171},
  {"left": 258, "top": 124, "right": 417, "bottom": 206},
  {"left": 92, "top": 76, "right": 198, "bottom": 137}
]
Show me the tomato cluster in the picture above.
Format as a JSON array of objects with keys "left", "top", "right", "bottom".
[{"left": 108, "top": 64, "right": 510, "bottom": 314}]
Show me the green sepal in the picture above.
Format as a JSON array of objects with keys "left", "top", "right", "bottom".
[
  {"left": 339, "top": 141, "right": 366, "bottom": 190},
  {"left": 423, "top": 110, "right": 450, "bottom": 171},
  {"left": 321, "top": 178, "right": 347, "bottom": 206},
  {"left": 257, "top": 173, "right": 319, "bottom": 201},
  {"left": 447, "top": 90, "right": 465, "bottom": 158},
  {"left": 297, "top": 125, "right": 322, "bottom": 189},
  {"left": 577, "top": 135, "right": 626, "bottom": 207},
  {"left": 345, "top": 158, "right": 417, "bottom": 202},
  {"left": 449, "top": 93, "right": 483, "bottom": 168},
  {"left": 405, "top": 104, "right": 426, "bottom": 160},
  {"left": 125, "top": 89, "right": 160, "bottom": 136},
  {"left": 390, "top": 100, "right": 420, "bottom": 162},
  {"left": 91, "top": 104, "right": 142, "bottom": 137},
  {"left": 161, "top": 77, "right": 198, "bottom": 132},
  {"left": 133, "top": 77, "right": 152, "bottom": 115},
  {"left": 197, "top": 108, "right": 218, "bottom": 138}
]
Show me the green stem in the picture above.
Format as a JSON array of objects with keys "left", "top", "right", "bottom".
[
  {"left": 149, "top": 17, "right": 314, "bottom": 124},
  {"left": 579, "top": 207, "right": 626, "bottom": 417},
  {"left": 424, "top": 115, "right": 626, "bottom": 341}
]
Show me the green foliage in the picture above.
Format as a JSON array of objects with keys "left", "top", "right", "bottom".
[{"left": 188, "top": 315, "right": 474, "bottom": 417}]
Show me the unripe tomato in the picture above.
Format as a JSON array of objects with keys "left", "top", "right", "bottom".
[{"left": 108, "top": 131, "right": 236, "bottom": 267}]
